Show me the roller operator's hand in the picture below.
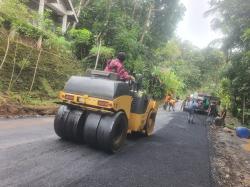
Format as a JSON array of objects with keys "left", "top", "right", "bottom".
[{"left": 130, "top": 75, "right": 135, "bottom": 81}]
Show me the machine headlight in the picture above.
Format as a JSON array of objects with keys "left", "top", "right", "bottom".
[
  {"left": 77, "top": 97, "right": 85, "bottom": 103},
  {"left": 98, "top": 100, "right": 113, "bottom": 108},
  {"left": 65, "top": 94, "right": 74, "bottom": 101}
]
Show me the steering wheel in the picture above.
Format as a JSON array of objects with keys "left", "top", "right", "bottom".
[{"left": 128, "top": 79, "right": 138, "bottom": 92}]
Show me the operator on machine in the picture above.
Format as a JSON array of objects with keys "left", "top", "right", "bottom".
[{"left": 104, "top": 52, "right": 135, "bottom": 81}]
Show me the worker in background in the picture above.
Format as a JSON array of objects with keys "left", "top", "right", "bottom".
[
  {"left": 164, "top": 94, "right": 172, "bottom": 110},
  {"left": 203, "top": 98, "right": 209, "bottom": 110},
  {"left": 104, "top": 52, "right": 135, "bottom": 81},
  {"left": 214, "top": 101, "right": 227, "bottom": 126},
  {"left": 181, "top": 97, "right": 188, "bottom": 111},
  {"left": 169, "top": 98, "right": 176, "bottom": 111},
  {"left": 208, "top": 101, "right": 218, "bottom": 117},
  {"left": 187, "top": 98, "right": 198, "bottom": 124}
]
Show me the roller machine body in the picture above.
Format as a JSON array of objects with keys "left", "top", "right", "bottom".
[{"left": 54, "top": 70, "right": 158, "bottom": 153}]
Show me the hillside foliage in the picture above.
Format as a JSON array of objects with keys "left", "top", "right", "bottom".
[
  {"left": 207, "top": 0, "right": 250, "bottom": 124},
  {"left": 1, "top": 0, "right": 249, "bottom": 127}
]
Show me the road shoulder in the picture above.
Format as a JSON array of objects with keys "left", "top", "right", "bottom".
[{"left": 210, "top": 125, "right": 250, "bottom": 187}]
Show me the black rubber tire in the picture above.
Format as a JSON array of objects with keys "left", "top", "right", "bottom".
[
  {"left": 83, "top": 112, "right": 102, "bottom": 146},
  {"left": 64, "top": 110, "right": 86, "bottom": 142},
  {"left": 97, "top": 112, "right": 128, "bottom": 153},
  {"left": 54, "top": 105, "right": 70, "bottom": 139},
  {"left": 144, "top": 111, "right": 157, "bottom": 136},
  {"left": 72, "top": 110, "right": 87, "bottom": 142}
]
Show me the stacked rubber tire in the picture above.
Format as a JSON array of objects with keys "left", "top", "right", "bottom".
[{"left": 54, "top": 105, "right": 128, "bottom": 153}]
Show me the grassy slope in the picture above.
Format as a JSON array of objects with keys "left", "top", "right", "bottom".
[{"left": 0, "top": 28, "right": 82, "bottom": 110}]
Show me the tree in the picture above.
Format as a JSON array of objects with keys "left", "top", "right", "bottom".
[
  {"left": 68, "top": 28, "right": 93, "bottom": 59},
  {"left": 208, "top": 0, "right": 250, "bottom": 123},
  {"left": 207, "top": 0, "right": 250, "bottom": 56},
  {"left": 74, "top": 0, "right": 185, "bottom": 98}
]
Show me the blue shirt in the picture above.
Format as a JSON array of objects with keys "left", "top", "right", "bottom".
[{"left": 187, "top": 100, "right": 197, "bottom": 110}]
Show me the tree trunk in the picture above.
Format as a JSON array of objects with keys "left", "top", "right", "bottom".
[
  {"left": 29, "top": 49, "right": 42, "bottom": 94},
  {"left": 132, "top": 0, "right": 138, "bottom": 19},
  {"left": 0, "top": 29, "right": 16, "bottom": 69},
  {"left": 94, "top": 40, "right": 102, "bottom": 70},
  {"left": 0, "top": 35, "right": 10, "bottom": 70},
  {"left": 8, "top": 43, "right": 18, "bottom": 92},
  {"left": 13, "top": 63, "right": 27, "bottom": 86},
  {"left": 140, "top": 3, "right": 154, "bottom": 44},
  {"left": 93, "top": 0, "right": 112, "bottom": 44},
  {"left": 104, "top": 0, "right": 113, "bottom": 27},
  {"left": 12, "top": 47, "right": 34, "bottom": 85},
  {"left": 38, "top": 0, "right": 45, "bottom": 28},
  {"left": 72, "top": 0, "right": 90, "bottom": 29},
  {"left": 37, "top": 36, "right": 43, "bottom": 49},
  {"left": 243, "top": 95, "right": 245, "bottom": 124}
]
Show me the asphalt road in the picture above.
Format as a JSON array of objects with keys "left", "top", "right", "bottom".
[{"left": 0, "top": 107, "right": 212, "bottom": 187}]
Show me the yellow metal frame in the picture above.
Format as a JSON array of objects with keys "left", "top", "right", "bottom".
[
  {"left": 128, "top": 100, "right": 157, "bottom": 132},
  {"left": 59, "top": 91, "right": 158, "bottom": 133},
  {"left": 59, "top": 91, "right": 132, "bottom": 118}
]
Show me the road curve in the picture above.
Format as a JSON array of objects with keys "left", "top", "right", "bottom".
[{"left": 0, "top": 108, "right": 211, "bottom": 187}]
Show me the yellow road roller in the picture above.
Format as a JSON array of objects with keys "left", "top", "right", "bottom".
[{"left": 54, "top": 70, "right": 158, "bottom": 153}]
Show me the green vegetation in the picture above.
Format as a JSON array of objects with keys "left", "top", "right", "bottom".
[
  {"left": 0, "top": 0, "right": 82, "bottom": 105},
  {"left": 0, "top": 35, "right": 82, "bottom": 96},
  {"left": 0, "top": 0, "right": 186, "bottom": 102},
  {"left": 156, "top": 39, "right": 225, "bottom": 97},
  {"left": 207, "top": 0, "right": 250, "bottom": 125},
  {"left": 0, "top": 0, "right": 249, "bottom": 126},
  {"left": 72, "top": 0, "right": 186, "bottom": 99}
]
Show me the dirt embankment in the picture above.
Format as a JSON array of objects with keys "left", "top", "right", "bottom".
[
  {"left": 0, "top": 93, "right": 59, "bottom": 118},
  {"left": 210, "top": 115, "right": 250, "bottom": 187},
  {"left": 0, "top": 102, "right": 58, "bottom": 118}
]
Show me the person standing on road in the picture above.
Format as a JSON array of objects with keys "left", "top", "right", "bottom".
[
  {"left": 181, "top": 97, "right": 188, "bottom": 111},
  {"left": 213, "top": 101, "right": 227, "bottom": 126},
  {"left": 187, "top": 98, "right": 198, "bottom": 124},
  {"left": 206, "top": 101, "right": 218, "bottom": 125},
  {"left": 203, "top": 98, "right": 209, "bottom": 110},
  {"left": 208, "top": 101, "right": 218, "bottom": 117},
  {"left": 164, "top": 94, "right": 171, "bottom": 110},
  {"left": 169, "top": 99, "right": 176, "bottom": 111}
]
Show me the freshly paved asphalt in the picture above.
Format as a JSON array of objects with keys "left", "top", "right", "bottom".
[{"left": 0, "top": 107, "right": 212, "bottom": 187}]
